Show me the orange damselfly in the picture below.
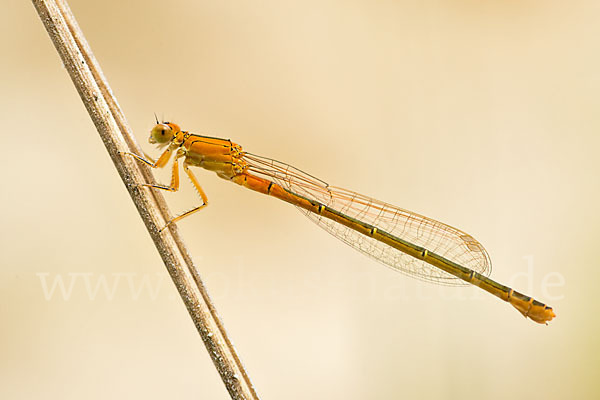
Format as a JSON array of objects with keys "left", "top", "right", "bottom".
[{"left": 123, "top": 121, "right": 556, "bottom": 324}]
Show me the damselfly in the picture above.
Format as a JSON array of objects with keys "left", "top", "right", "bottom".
[{"left": 123, "top": 121, "right": 556, "bottom": 324}]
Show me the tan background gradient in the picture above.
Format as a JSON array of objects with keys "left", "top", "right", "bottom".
[{"left": 2, "top": 1, "right": 599, "bottom": 399}]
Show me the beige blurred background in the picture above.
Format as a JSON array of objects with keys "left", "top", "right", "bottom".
[{"left": 2, "top": 0, "right": 599, "bottom": 399}]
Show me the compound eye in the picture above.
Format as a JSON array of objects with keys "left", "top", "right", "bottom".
[{"left": 149, "top": 124, "right": 173, "bottom": 144}]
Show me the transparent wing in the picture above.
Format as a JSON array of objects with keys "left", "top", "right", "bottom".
[{"left": 243, "top": 153, "right": 491, "bottom": 285}]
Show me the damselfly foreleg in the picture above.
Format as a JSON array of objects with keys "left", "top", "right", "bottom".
[{"left": 123, "top": 149, "right": 209, "bottom": 231}]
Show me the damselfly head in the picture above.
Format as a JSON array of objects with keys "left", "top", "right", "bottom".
[{"left": 149, "top": 123, "right": 178, "bottom": 145}]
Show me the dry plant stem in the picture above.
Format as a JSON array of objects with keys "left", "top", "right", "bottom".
[{"left": 31, "top": 1, "right": 259, "bottom": 399}]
